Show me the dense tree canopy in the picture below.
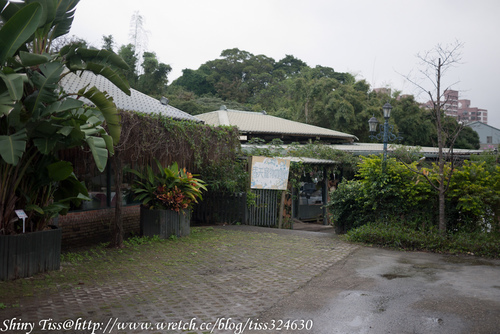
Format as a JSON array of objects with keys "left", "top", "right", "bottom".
[
  {"left": 137, "top": 51, "right": 171, "bottom": 96},
  {"left": 94, "top": 41, "right": 479, "bottom": 150},
  {"left": 166, "top": 48, "right": 479, "bottom": 149}
]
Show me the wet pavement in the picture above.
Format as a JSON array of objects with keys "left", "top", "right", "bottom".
[
  {"left": 254, "top": 246, "right": 500, "bottom": 334},
  {"left": 1, "top": 224, "right": 499, "bottom": 334},
  {"left": 0, "top": 224, "right": 356, "bottom": 334}
]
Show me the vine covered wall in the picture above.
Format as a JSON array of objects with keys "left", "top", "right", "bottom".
[
  {"left": 63, "top": 110, "right": 245, "bottom": 195},
  {"left": 118, "top": 111, "right": 241, "bottom": 173}
]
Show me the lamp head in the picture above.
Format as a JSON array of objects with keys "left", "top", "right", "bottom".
[
  {"left": 368, "top": 115, "right": 378, "bottom": 134},
  {"left": 382, "top": 102, "right": 392, "bottom": 119}
]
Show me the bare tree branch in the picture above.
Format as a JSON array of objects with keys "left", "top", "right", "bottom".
[{"left": 400, "top": 41, "right": 465, "bottom": 233}]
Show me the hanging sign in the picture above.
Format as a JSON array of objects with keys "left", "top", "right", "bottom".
[{"left": 250, "top": 156, "right": 290, "bottom": 190}]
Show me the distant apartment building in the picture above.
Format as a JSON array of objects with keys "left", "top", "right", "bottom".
[
  {"left": 457, "top": 99, "right": 488, "bottom": 124},
  {"left": 376, "top": 87, "right": 488, "bottom": 124},
  {"left": 427, "top": 89, "right": 488, "bottom": 124},
  {"left": 443, "top": 89, "right": 459, "bottom": 114},
  {"left": 372, "top": 87, "right": 391, "bottom": 96}
]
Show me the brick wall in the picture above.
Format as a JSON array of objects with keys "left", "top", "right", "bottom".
[{"left": 57, "top": 205, "right": 140, "bottom": 250}]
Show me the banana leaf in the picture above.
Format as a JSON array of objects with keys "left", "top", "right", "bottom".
[
  {"left": 0, "top": 2, "right": 43, "bottom": 64},
  {"left": 0, "top": 129, "right": 27, "bottom": 165},
  {"left": 78, "top": 86, "right": 121, "bottom": 145},
  {"left": 85, "top": 136, "right": 109, "bottom": 173},
  {"left": 0, "top": 72, "right": 25, "bottom": 100}
]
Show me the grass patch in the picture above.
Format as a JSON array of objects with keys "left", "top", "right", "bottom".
[
  {"left": 0, "top": 227, "right": 224, "bottom": 307},
  {"left": 345, "top": 222, "right": 500, "bottom": 258}
]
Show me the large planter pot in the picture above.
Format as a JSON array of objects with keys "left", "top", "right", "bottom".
[
  {"left": 140, "top": 207, "right": 191, "bottom": 239},
  {"left": 0, "top": 226, "right": 62, "bottom": 281}
]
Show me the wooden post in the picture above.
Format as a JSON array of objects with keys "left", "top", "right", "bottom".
[
  {"left": 278, "top": 190, "right": 286, "bottom": 229},
  {"left": 322, "top": 167, "right": 328, "bottom": 226}
]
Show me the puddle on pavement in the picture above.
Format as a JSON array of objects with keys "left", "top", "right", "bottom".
[
  {"left": 380, "top": 273, "right": 410, "bottom": 280},
  {"left": 424, "top": 317, "right": 444, "bottom": 325}
]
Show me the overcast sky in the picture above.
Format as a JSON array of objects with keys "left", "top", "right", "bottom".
[{"left": 70, "top": 0, "right": 500, "bottom": 129}]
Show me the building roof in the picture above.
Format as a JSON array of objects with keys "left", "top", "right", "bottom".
[
  {"left": 60, "top": 71, "right": 202, "bottom": 122},
  {"left": 242, "top": 143, "right": 482, "bottom": 159},
  {"left": 467, "top": 121, "right": 500, "bottom": 132},
  {"left": 196, "top": 109, "right": 358, "bottom": 143},
  {"left": 284, "top": 157, "right": 338, "bottom": 165},
  {"left": 329, "top": 143, "right": 482, "bottom": 157}
]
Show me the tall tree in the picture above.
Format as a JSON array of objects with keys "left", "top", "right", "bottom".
[
  {"left": 391, "top": 95, "right": 434, "bottom": 146},
  {"left": 274, "top": 54, "right": 308, "bottom": 78},
  {"left": 405, "top": 41, "right": 465, "bottom": 233},
  {"left": 102, "top": 34, "right": 115, "bottom": 52},
  {"left": 118, "top": 43, "right": 138, "bottom": 87},
  {"left": 137, "top": 51, "right": 171, "bottom": 96},
  {"left": 173, "top": 68, "right": 214, "bottom": 96},
  {"left": 128, "top": 11, "right": 148, "bottom": 73}
]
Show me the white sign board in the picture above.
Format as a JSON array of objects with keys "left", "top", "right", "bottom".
[
  {"left": 250, "top": 156, "right": 290, "bottom": 190},
  {"left": 15, "top": 210, "right": 27, "bottom": 219},
  {"left": 15, "top": 210, "right": 28, "bottom": 233}
]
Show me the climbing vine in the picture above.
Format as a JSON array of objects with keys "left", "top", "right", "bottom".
[
  {"left": 66, "top": 111, "right": 246, "bottom": 193},
  {"left": 118, "top": 111, "right": 246, "bottom": 192},
  {"left": 244, "top": 138, "right": 359, "bottom": 188}
]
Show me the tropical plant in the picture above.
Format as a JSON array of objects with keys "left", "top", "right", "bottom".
[
  {"left": 128, "top": 160, "right": 207, "bottom": 212},
  {"left": 0, "top": 0, "right": 130, "bottom": 234},
  {"left": 447, "top": 160, "right": 500, "bottom": 232},
  {"left": 328, "top": 155, "right": 436, "bottom": 234}
]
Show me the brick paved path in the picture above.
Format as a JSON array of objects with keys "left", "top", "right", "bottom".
[{"left": 0, "top": 225, "right": 358, "bottom": 334}]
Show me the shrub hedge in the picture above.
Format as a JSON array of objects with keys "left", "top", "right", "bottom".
[
  {"left": 346, "top": 222, "right": 500, "bottom": 258},
  {"left": 328, "top": 155, "right": 500, "bottom": 235}
]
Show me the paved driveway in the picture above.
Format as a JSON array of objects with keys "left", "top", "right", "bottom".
[
  {"left": 0, "top": 225, "right": 356, "bottom": 334},
  {"left": 1, "top": 225, "right": 499, "bottom": 334},
  {"left": 255, "top": 246, "right": 500, "bottom": 334}
]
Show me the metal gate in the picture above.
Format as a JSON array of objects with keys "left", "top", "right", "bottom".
[
  {"left": 247, "top": 189, "right": 279, "bottom": 227},
  {"left": 192, "top": 189, "right": 280, "bottom": 227}
]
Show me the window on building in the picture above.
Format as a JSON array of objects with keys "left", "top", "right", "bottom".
[{"left": 487, "top": 136, "right": 493, "bottom": 144}]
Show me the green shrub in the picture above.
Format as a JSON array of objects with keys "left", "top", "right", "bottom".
[
  {"left": 447, "top": 161, "right": 500, "bottom": 232},
  {"left": 346, "top": 222, "right": 500, "bottom": 258},
  {"left": 329, "top": 156, "right": 436, "bottom": 233},
  {"left": 330, "top": 155, "right": 500, "bottom": 234},
  {"left": 357, "top": 156, "right": 434, "bottom": 215},
  {"left": 328, "top": 180, "right": 372, "bottom": 234}
]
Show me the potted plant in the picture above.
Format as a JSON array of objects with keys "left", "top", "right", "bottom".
[
  {"left": 0, "top": 1, "right": 129, "bottom": 280},
  {"left": 128, "top": 160, "right": 207, "bottom": 238}
]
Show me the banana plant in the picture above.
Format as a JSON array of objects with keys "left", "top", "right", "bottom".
[{"left": 0, "top": 0, "right": 131, "bottom": 234}]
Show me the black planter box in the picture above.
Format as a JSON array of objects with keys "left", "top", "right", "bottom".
[
  {"left": 0, "top": 227, "right": 62, "bottom": 281},
  {"left": 140, "top": 207, "right": 191, "bottom": 239}
]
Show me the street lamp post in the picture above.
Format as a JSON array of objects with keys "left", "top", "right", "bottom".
[{"left": 368, "top": 102, "right": 402, "bottom": 171}]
